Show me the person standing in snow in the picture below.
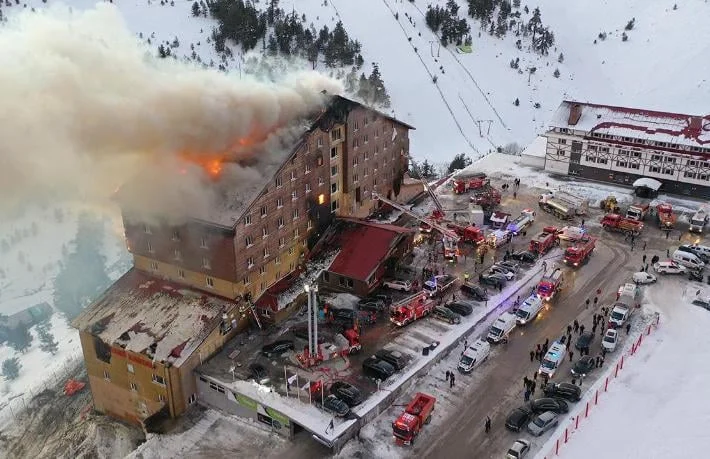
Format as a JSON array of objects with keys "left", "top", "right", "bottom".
[
  {"left": 445, "top": 370, "right": 450, "bottom": 382},
  {"left": 485, "top": 416, "right": 492, "bottom": 433},
  {"left": 579, "top": 324, "right": 585, "bottom": 335}
]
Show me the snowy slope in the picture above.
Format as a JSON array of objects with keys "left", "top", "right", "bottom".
[{"left": 542, "top": 280, "right": 710, "bottom": 459}]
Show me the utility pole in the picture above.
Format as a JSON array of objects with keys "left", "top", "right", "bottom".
[
  {"left": 474, "top": 120, "right": 493, "bottom": 137},
  {"left": 429, "top": 40, "right": 440, "bottom": 58}
]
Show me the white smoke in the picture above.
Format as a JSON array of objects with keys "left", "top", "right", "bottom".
[{"left": 0, "top": 4, "right": 342, "bottom": 218}]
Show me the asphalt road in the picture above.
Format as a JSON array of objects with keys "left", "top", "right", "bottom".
[{"left": 414, "top": 236, "right": 635, "bottom": 458}]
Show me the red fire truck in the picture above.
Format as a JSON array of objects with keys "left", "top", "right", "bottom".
[
  {"left": 390, "top": 292, "right": 436, "bottom": 327},
  {"left": 452, "top": 174, "right": 488, "bottom": 194},
  {"left": 447, "top": 222, "right": 485, "bottom": 245},
  {"left": 392, "top": 392, "right": 436, "bottom": 445},
  {"left": 657, "top": 203, "right": 676, "bottom": 230},
  {"left": 537, "top": 268, "right": 564, "bottom": 300},
  {"left": 600, "top": 214, "right": 644, "bottom": 236},
  {"left": 528, "top": 230, "right": 559, "bottom": 255},
  {"left": 563, "top": 237, "right": 596, "bottom": 267}
]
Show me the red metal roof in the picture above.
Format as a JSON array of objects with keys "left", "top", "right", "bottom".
[{"left": 328, "top": 221, "right": 412, "bottom": 282}]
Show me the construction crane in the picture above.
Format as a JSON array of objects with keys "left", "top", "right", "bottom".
[
  {"left": 409, "top": 158, "right": 446, "bottom": 221},
  {"left": 372, "top": 193, "right": 460, "bottom": 259}
]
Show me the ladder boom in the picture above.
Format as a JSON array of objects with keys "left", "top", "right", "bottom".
[{"left": 372, "top": 193, "right": 459, "bottom": 240}]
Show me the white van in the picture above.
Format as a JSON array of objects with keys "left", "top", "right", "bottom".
[
  {"left": 457, "top": 339, "right": 491, "bottom": 373},
  {"left": 672, "top": 249, "right": 705, "bottom": 270},
  {"left": 538, "top": 342, "right": 567, "bottom": 378},
  {"left": 515, "top": 295, "right": 543, "bottom": 325},
  {"left": 487, "top": 312, "right": 517, "bottom": 344},
  {"left": 689, "top": 244, "right": 710, "bottom": 261}
]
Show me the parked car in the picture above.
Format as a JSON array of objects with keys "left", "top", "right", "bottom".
[
  {"left": 527, "top": 411, "right": 559, "bottom": 436},
  {"left": 505, "top": 406, "right": 533, "bottom": 432},
  {"left": 261, "top": 340, "right": 295, "bottom": 358},
  {"left": 489, "top": 265, "right": 516, "bottom": 280},
  {"left": 321, "top": 394, "right": 350, "bottom": 417},
  {"left": 460, "top": 282, "right": 488, "bottom": 301},
  {"left": 249, "top": 363, "right": 268, "bottom": 383},
  {"left": 444, "top": 301, "right": 473, "bottom": 316},
  {"left": 375, "top": 349, "right": 408, "bottom": 371},
  {"left": 575, "top": 332, "right": 595, "bottom": 350},
  {"left": 358, "top": 298, "right": 386, "bottom": 311},
  {"left": 528, "top": 397, "right": 569, "bottom": 415},
  {"left": 362, "top": 357, "right": 396, "bottom": 381},
  {"left": 497, "top": 260, "right": 520, "bottom": 272},
  {"left": 432, "top": 306, "right": 462, "bottom": 324},
  {"left": 602, "top": 329, "right": 618, "bottom": 352},
  {"left": 510, "top": 251, "right": 538, "bottom": 263},
  {"left": 330, "top": 308, "right": 358, "bottom": 322},
  {"left": 329, "top": 381, "right": 364, "bottom": 407},
  {"left": 571, "top": 355, "right": 596, "bottom": 378},
  {"left": 357, "top": 301, "right": 382, "bottom": 313},
  {"left": 543, "top": 382, "right": 581, "bottom": 402},
  {"left": 506, "top": 439, "right": 531, "bottom": 459},
  {"left": 632, "top": 271, "right": 657, "bottom": 284},
  {"left": 370, "top": 293, "right": 393, "bottom": 306},
  {"left": 383, "top": 279, "right": 412, "bottom": 292},
  {"left": 479, "top": 272, "right": 507, "bottom": 288},
  {"left": 653, "top": 261, "right": 687, "bottom": 274},
  {"left": 677, "top": 244, "right": 709, "bottom": 262}
]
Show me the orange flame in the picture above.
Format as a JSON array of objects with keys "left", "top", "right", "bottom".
[{"left": 178, "top": 135, "right": 259, "bottom": 179}]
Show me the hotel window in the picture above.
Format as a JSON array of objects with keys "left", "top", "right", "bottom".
[
  {"left": 375, "top": 128, "right": 380, "bottom": 138},
  {"left": 259, "top": 266, "right": 266, "bottom": 275},
  {"left": 684, "top": 172, "right": 697, "bottom": 179},
  {"left": 172, "top": 230, "right": 180, "bottom": 241},
  {"left": 178, "top": 269, "right": 185, "bottom": 278},
  {"left": 130, "top": 382, "right": 139, "bottom": 392},
  {"left": 289, "top": 262, "right": 295, "bottom": 271},
  {"left": 293, "top": 209, "right": 299, "bottom": 219},
  {"left": 262, "top": 227, "right": 268, "bottom": 238},
  {"left": 243, "top": 275, "right": 250, "bottom": 285},
  {"left": 288, "top": 246, "right": 294, "bottom": 255},
  {"left": 331, "top": 183, "right": 338, "bottom": 193},
  {"left": 353, "top": 157, "right": 358, "bottom": 166},
  {"left": 152, "top": 374, "right": 166, "bottom": 386},
  {"left": 158, "top": 394, "right": 166, "bottom": 403},
  {"left": 306, "top": 183, "right": 312, "bottom": 193},
  {"left": 331, "top": 128, "right": 342, "bottom": 141},
  {"left": 558, "top": 139, "right": 567, "bottom": 145},
  {"left": 364, "top": 115, "right": 369, "bottom": 125},
  {"left": 318, "top": 176, "right": 325, "bottom": 186},
  {"left": 292, "top": 191, "right": 297, "bottom": 200},
  {"left": 200, "top": 237, "right": 208, "bottom": 248},
  {"left": 150, "top": 261, "right": 158, "bottom": 271},
  {"left": 649, "top": 166, "right": 660, "bottom": 173},
  {"left": 364, "top": 151, "right": 369, "bottom": 161},
  {"left": 663, "top": 168, "right": 673, "bottom": 175},
  {"left": 247, "top": 257, "right": 254, "bottom": 268},
  {"left": 188, "top": 394, "right": 197, "bottom": 404},
  {"left": 103, "top": 370, "right": 110, "bottom": 380},
  {"left": 305, "top": 163, "right": 311, "bottom": 174},
  {"left": 317, "top": 137, "right": 323, "bottom": 147},
  {"left": 290, "top": 171, "right": 297, "bottom": 181},
  {"left": 307, "top": 220, "right": 313, "bottom": 230},
  {"left": 353, "top": 173, "right": 359, "bottom": 183},
  {"left": 651, "top": 154, "right": 662, "bottom": 161},
  {"left": 263, "top": 248, "right": 269, "bottom": 259},
  {"left": 599, "top": 147, "right": 609, "bottom": 153},
  {"left": 354, "top": 120, "right": 359, "bottom": 130},
  {"left": 588, "top": 145, "right": 597, "bottom": 151},
  {"left": 202, "top": 257, "right": 211, "bottom": 269},
  {"left": 245, "top": 235, "right": 254, "bottom": 247},
  {"left": 127, "top": 364, "right": 134, "bottom": 374},
  {"left": 244, "top": 215, "right": 252, "bottom": 226},
  {"left": 597, "top": 158, "right": 608, "bottom": 165},
  {"left": 330, "top": 147, "right": 338, "bottom": 158},
  {"left": 278, "top": 217, "right": 285, "bottom": 228},
  {"left": 293, "top": 228, "right": 299, "bottom": 238},
  {"left": 147, "top": 241, "right": 154, "bottom": 253},
  {"left": 275, "top": 176, "right": 282, "bottom": 188},
  {"left": 331, "top": 200, "right": 339, "bottom": 212},
  {"left": 275, "top": 255, "right": 281, "bottom": 265},
  {"left": 364, "top": 134, "right": 369, "bottom": 144},
  {"left": 316, "top": 155, "right": 324, "bottom": 166},
  {"left": 174, "top": 249, "right": 182, "bottom": 260},
  {"left": 277, "top": 197, "right": 283, "bottom": 208},
  {"left": 353, "top": 138, "right": 359, "bottom": 148},
  {"left": 616, "top": 161, "right": 627, "bottom": 168},
  {"left": 331, "top": 166, "right": 338, "bottom": 176},
  {"left": 143, "top": 224, "right": 152, "bottom": 234},
  {"left": 279, "top": 237, "right": 285, "bottom": 247},
  {"left": 629, "top": 163, "right": 640, "bottom": 170},
  {"left": 260, "top": 205, "right": 267, "bottom": 218}
]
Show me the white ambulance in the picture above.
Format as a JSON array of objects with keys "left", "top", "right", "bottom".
[{"left": 538, "top": 341, "right": 567, "bottom": 378}]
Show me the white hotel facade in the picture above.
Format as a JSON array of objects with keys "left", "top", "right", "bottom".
[{"left": 543, "top": 101, "right": 710, "bottom": 197}]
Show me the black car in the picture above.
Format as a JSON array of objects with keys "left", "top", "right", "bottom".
[
  {"left": 460, "top": 282, "right": 488, "bottom": 301},
  {"left": 528, "top": 397, "right": 569, "bottom": 415},
  {"left": 330, "top": 381, "right": 364, "bottom": 407},
  {"left": 249, "top": 363, "right": 268, "bottom": 382},
  {"left": 357, "top": 301, "right": 382, "bottom": 313},
  {"left": 362, "top": 357, "right": 396, "bottom": 380},
  {"left": 321, "top": 395, "right": 350, "bottom": 417},
  {"left": 575, "top": 332, "right": 595, "bottom": 350},
  {"left": 497, "top": 260, "right": 520, "bottom": 272},
  {"left": 432, "top": 306, "right": 462, "bottom": 324},
  {"left": 375, "top": 349, "right": 408, "bottom": 370},
  {"left": 330, "top": 308, "right": 357, "bottom": 322},
  {"left": 444, "top": 301, "right": 474, "bottom": 316},
  {"left": 261, "top": 340, "right": 294, "bottom": 358},
  {"left": 479, "top": 272, "right": 506, "bottom": 288},
  {"left": 510, "top": 251, "right": 538, "bottom": 263},
  {"left": 571, "top": 355, "right": 596, "bottom": 378},
  {"left": 370, "top": 294, "right": 393, "bottom": 306},
  {"left": 505, "top": 406, "right": 533, "bottom": 432},
  {"left": 543, "top": 382, "right": 582, "bottom": 402}
]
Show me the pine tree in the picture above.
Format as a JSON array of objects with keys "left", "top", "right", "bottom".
[
  {"left": 2, "top": 358, "right": 20, "bottom": 381},
  {"left": 368, "top": 63, "right": 391, "bottom": 108},
  {"left": 528, "top": 7, "right": 542, "bottom": 40},
  {"left": 357, "top": 73, "right": 372, "bottom": 104},
  {"left": 37, "top": 322, "right": 59, "bottom": 355},
  {"left": 7, "top": 321, "right": 32, "bottom": 353},
  {"left": 448, "top": 153, "right": 473, "bottom": 173},
  {"left": 553, "top": 68, "right": 560, "bottom": 78},
  {"left": 513, "top": 0, "right": 521, "bottom": 8},
  {"left": 191, "top": 1, "right": 200, "bottom": 17},
  {"left": 514, "top": 98, "right": 520, "bottom": 106},
  {"left": 558, "top": 52, "right": 564, "bottom": 63},
  {"left": 158, "top": 44, "right": 167, "bottom": 58},
  {"left": 267, "top": 34, "right": 278, "bottom": 56}
]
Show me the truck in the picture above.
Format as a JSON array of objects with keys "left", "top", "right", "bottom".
[
  {"left": 563, "top": 237, "right": 596, "bottom": 267},
  {"left": 528, "top": 230, "right": 559, "bottom": 255},
  {"left": 390, "top": 292, "right": 436, "bottom": 327},
  {"left": 600, "top": 214, "right": 644, "bottom": 236},
  {"left": 537, "top": 268, "right": 564, "bottom": 300},
  {"left": 689, "top": 209, "right": 708, "bottom": 233},
  {"left": 423, "top": 274, "right": 457, "bottom": 297},
  {"left": 452, "top": 173, "right": 488, "bottom": 194},
  {"left": 447, "top": 222, "right": 485, "bottom": 245},
  {"left": 608, "top": 283, "right": 641, "bottom": 329},
  {"left": 538, "top": 195, "right": 575, "bottom": 220},
  {"left": 626, "top": 203, "right": 650, "bottom": 221},
  {"left": 487, "top": 229, "right": 512, "bottom": 248},
  {"left": 321, "top": 329, "right": 362, "bottom": 360},
  {"left": 554, "top": 191, "right": 589, "bottom": 215},
  {"left": 471, "top": 187, "right": 501, "bottom": 209},
  {"left": 490, "top": 211, "right": 511, "bottom": 229},
  {"left": 506, "top": 209, "right": 536, "bottom": 235},
  {"left": 657, "top": 203, "right": 676, "bottom": 230},
  {"left": 392, "top": 392, "right": 436, "bottom": 445}
]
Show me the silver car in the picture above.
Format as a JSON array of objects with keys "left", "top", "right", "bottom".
[
  {"left": 527, "top": 411, "right": 559, "bottom": 436},
  {"left": 506, "top": 439, "right": 531, "bottom": 458}
]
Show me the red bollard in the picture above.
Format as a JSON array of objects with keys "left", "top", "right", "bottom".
[
  {"left": 575, "top": 414, "right": 580, "bottom": 429},
  {"left": 585, "top": 401, "right": 590, "bottom": 417},
  {"left": 620, "top": 355, "right": 624, "bottom": 369},
  {"left": 565, "top": 428, "right": 569, "bottom": 443},
  {"left": 605, "top": 377, "right": 609, "bottom": 391},
  {"left": 631, "top": 343, "right": 636, "bottom": 355},
  {"left": 655, "top": 314, "right": 660, "bottom": 325},
  {"left": 556, "top": 438, "right": 560, "bottom": 455},
  {"left": 614, "top": 363, "right": 619, "bottom": 377},
  {"left": 595, "top": 389, "right": 599, "bottom": 405},
  {"left": 647, "top": 325, "right": 652, "bottom": 335}
]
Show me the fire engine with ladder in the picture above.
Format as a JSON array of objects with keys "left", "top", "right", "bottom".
[{"left": 373, "top": 193, "right": 461, "bottom": 259}]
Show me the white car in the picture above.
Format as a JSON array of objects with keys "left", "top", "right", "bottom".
[
  {"left": 602, "top": 329, "right": 618, "bottom": 352},
  {"left": 558, "top": 226, "right": 586, "bottom": 241},
  {"left": 632, "top": 271, "right": 657, "bottom": 284},
  {"left": 653, "top": 261, "right": 687, "bottom": 275},
  {"left": 506, "top": 439, "right": 531, "bottom": 459},
  {"left": 489, "top": 265, "right": 515, "bottom": 280},
  {"left": 383, "top": 279, "right": 412, "bottom": 292}
]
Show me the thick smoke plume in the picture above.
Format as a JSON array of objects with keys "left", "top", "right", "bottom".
[{"left": 0, "top": 4, "right": 342, "bottom": 219}]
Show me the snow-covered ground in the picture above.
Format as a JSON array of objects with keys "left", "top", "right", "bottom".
[
  {"left": 536, "top": 279, "right": 709, "bottom": 459},
  {"left": 0, "top": 204, "right": 130, "bottom": 422}
]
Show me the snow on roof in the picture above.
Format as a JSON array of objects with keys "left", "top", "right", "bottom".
[
  {"left": 520, "top": 135, "right": 548, "bottom": 158},
  {"left": 276, "top": 251, "right": 339, "bottom": 309},
  {"left": 549, "top": 101, "right": 710, "bottom": 150},
  {"left": 72, "top": 268, "right": 240, "bottom": 366},
  {"left": 632, "top": 177, "right": 662, "bottom": 191}
]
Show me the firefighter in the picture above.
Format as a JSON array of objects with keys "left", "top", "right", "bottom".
[{"left": 464, "top": 272, "right": 470, "bottom": 282}]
